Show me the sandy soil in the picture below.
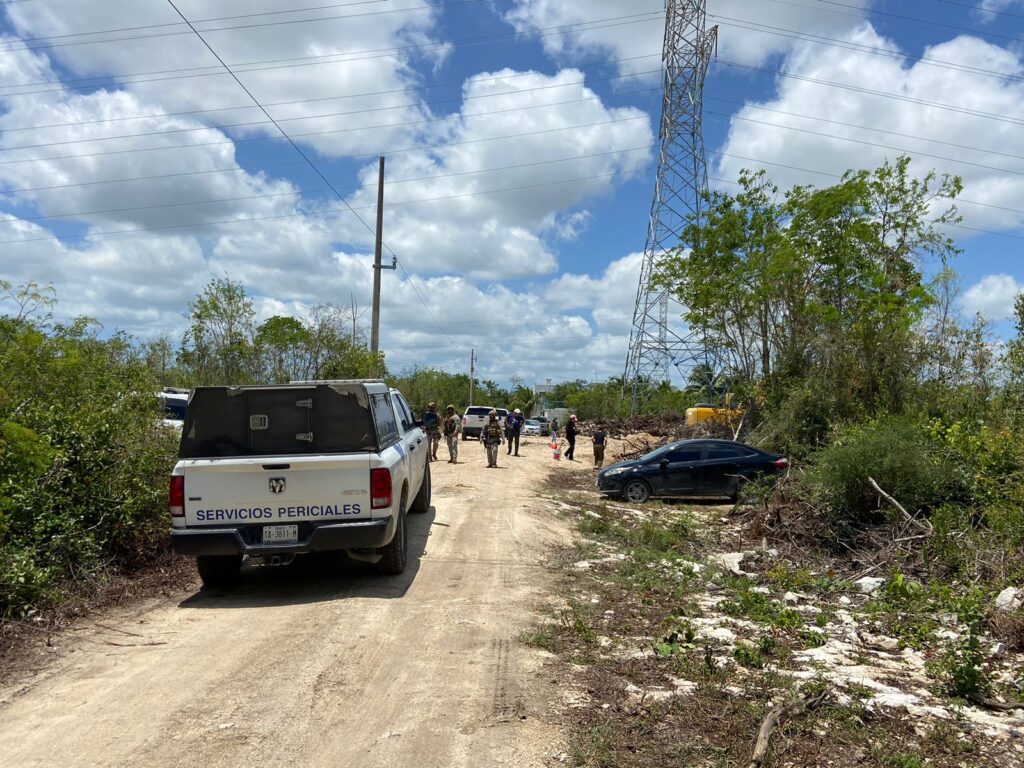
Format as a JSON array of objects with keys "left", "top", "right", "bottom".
[{"left": 0, "top": 436, "right": 580, "bottom": 768}]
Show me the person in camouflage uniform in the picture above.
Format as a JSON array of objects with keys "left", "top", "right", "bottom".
[
  {"left": 422, "top": 402, "right": 441, "bottom": 461},
  {"left": 443, "top": 404, "right": 461, "bottom": 463},
  {"left": 480, "top": 409, "right": 504, "bottom": 468}
]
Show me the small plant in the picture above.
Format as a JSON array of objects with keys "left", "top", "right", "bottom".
[
  {"left": 518, "top": 627, "right": 558, "bottom": 652},
  {"left": 733, "top": 644, "right": 766, "bottom": 669}
]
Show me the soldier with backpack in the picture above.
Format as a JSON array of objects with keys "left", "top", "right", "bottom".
[{"left": 480, "top": 410, "right": 504, "bottom": 468}]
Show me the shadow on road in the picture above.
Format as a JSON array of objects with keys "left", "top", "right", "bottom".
[{"left": 177, "top": 506, "right": 436, "bottom": 610}]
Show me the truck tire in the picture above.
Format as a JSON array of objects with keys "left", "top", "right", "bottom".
[
  {"left": 197, "top": 555, "right": 242, "bottom": 588},
  {"left": 410, "top": 463, "right": 431, "bottom": 514},
  {"left": 377, "top": 504, "right": 408, "bottom": 575}
]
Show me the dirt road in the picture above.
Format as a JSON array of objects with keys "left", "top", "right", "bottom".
[{"left": 0, "top": 437, "right": 574, "bottom": 768}]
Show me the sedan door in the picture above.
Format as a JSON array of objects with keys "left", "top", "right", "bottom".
[
  {"left": 653, "top": 445, "right": 704, "bottom": 496},
  {"left": 698, "top": 443, "right": 752, "bottom": 496}
]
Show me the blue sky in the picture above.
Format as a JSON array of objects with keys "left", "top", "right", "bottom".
[{"left": 0, "top": 0, "right": 1022, "bottom": 386}]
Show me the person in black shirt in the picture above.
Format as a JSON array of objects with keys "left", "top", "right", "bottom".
[
  {"left": 565, "top": 414, "right": 578, "bottom": 461},
  {"left": 592, "top": 424, "right": 607, "bottom": 469}
]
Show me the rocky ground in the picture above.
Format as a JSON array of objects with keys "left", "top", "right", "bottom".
[{"left": 531, "top": 441, "right": 1024, "bottom": 767}]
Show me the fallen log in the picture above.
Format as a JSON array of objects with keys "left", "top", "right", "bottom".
[{"left": 748, "top": 686, "right": 830, "bottom": 767}]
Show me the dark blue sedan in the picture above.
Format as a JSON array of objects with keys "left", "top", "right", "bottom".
[{"left": 597, "top": 439, "right": 788, "bottom": 503}]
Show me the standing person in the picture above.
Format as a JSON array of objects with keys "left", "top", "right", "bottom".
[
  {"left": 550, "top": 417, "right": 559, "bottom": 441},
  {"left": 480, "top": 409, "right": 504, "bottom": 468},
  {"left": 565, "top": 414, "right": 578, "bottom": 461},
  {"left": 422, "top": 402, "right": 441, "bottom": 462},
  {"left": 592, "top": 423, "right": 608, "bottom": 469},
  {"left": 443, "top": 404, "right": 461, "bottom": 463},
  {"left": 507, "top": 408, "right": 525, "bottom": 456}
]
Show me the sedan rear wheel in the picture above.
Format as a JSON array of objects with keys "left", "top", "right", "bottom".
[{"left": 623, "top": 479, "right": 651, "bottom": 504}]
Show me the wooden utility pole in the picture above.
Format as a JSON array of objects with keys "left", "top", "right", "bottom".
[
  {"left": 469, "top": 349, "right": 476, "bottom": 406},
  {"left": 370, "top": 156, "right": 385, "bottom": 355}
]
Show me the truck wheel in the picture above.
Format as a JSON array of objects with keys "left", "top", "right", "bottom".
[
  {"left": 377, "top": 505, "right": 408, "bottom": 575},
  {"left": 410, "top": 463, "right": 431, "bottom": 514},
  {"left": 623, "top": 479, "right": 651, "bottom": 504},
  {"left": 197, "top": 555, "right": 242, "bottom": 588}
]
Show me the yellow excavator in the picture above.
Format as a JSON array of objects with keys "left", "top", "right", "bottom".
[{"left": 685, "top": 392, "right": 743, "bottom": 429}]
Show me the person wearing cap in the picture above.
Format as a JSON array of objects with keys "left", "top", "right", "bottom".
[
  {"left": 442, "top": 404, "right": 461, "bottom": 463},
  {"left": 505, "top": 408, "right": 525, "bottom": 456},
  {"left": 565, "top": 414, "right": 578, "bottom": 461},
  {"left": 480, "top": 409, "right": 504, "bottom": 468},
  {"left": 592, "top": 423, "right": 608, "bottom": 469},
  {"left": 422, "top": 402, "right": 441, "bottom": 462}
]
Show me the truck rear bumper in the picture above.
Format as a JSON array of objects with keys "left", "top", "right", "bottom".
[{"left": 171, "top": 518, "right": 393, "bottom": 557}]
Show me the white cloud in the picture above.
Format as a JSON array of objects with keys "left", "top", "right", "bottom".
[
  {"left": 505, "top": 0, "right": 872, "bottom": 78},
  {"left": 334, "top": 68, "right": 653, "bottom": 280},
  {"left": 715, "top": 26, "right": 1024, "bottom": 234},
  {"left": 0, "top": 10, "right": 655, "bottom": 385},
  {"left": 977, "top": 0, "right": 1024, "bottom": 20},
  {"left": 3, "top": 0, "right": 445, "bottom": 158},
  {"left": 961, "top": 273, "right": 1023, "bottom": 320}
]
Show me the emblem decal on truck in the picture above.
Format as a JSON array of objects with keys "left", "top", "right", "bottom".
[{"left": 269, "top": 477, "right": 286, "bottom": 495}]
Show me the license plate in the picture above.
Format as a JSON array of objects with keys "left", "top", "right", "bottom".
[{"left": 262, "top": 525, "right": 298, "bottom": 544}]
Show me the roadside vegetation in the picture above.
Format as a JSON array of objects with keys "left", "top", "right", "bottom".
[{"left": 527, "top": 158, "right": 1024, "bottom": 766}]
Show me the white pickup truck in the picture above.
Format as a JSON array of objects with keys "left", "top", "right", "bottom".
[{"left": 169, "top": 380, "right": 431, "bottom": 587}]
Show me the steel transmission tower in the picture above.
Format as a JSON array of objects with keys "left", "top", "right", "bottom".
[{"left": 624, "top": 0, "right": 717, "bottom": 405}]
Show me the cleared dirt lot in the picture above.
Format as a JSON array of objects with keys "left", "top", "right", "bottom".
[{"left": 0, "top": 438, "right": 574, "bottom": 768}]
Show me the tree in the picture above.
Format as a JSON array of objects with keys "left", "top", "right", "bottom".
[
  {"left": 178, "top": 277, "right": 256, "bottom": 385},
  {"left": 656, "top": 158, "right": 962, "bottom": 421}
]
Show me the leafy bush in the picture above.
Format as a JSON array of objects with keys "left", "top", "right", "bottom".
[
  {"left": 809, "top": 416, "right": 969, "bottom": 525},
  {"left": 0, "top": 301, "right": 177, "bottom": 617}
]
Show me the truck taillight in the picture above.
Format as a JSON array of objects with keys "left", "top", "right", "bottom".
[
  {"left": 169, "top": 475, "right": 185, "bottom": 518},
  {"left": 774, "top": 458, "right": 790, "bottom": 469},
  {"left": 370, "top": 468, "right": 392, "bottom": 509},
  {"left": 462, "top": 416, "right": 467, "bottom": 425}
]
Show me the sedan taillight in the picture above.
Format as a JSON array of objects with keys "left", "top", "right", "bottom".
[
  {"left": 773, "top": 458, "right": 790, "bottom": 469},
  {"left": 371, "top": 468, "right": 393, "bottom": 509},
  {"left": 169, "top": 475, "right": 185, "bottom": 518}
]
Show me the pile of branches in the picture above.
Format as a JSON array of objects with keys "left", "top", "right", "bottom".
[
  {"left": 577, "top": 413, "right": 734, "bottom": 441},
  {"left": 577, "top": 413, "right": 735, "bottom": 461}
]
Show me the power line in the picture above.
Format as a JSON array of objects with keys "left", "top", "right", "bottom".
[
  {"left": 767, "top": 0, "right": 1024, "bottom": 46},
  {"left": 705, "top": 109, "right": 1024, "bottom": 179},
  {"left": 927, "top": 0, "right": 1024, "bottom": 21},
  {"left": 163, "top": 0, "right": 462, "bottom": 348},
  {"left": 716, "top": 58, "right": 1024, "bottom": 128},
  {"left": 5, "top": 0, "right": 391, "bottom": 46},
  {"left": 709, "top": 14, "right": 1024, "bottom": 86},
  {"left": 0, "top": 13, "right": 664, "bottom": 96},
  {"left": 0, "top": 78, "right": 661, "bottom": 153},
  {"left": 0, "top": 167, "right": 647, "bottom": 246},
  {"left": 3, "top": 145, "right": 654, "bottom": 225},
  {"left": 706, "top": 96, "right": 1024, "bottom": 166},
  {"left": 0, "top": 52, "right": 663, "bottom": 132},
  {"left": 0, "top": 6, "right": 661, "bottom": 57},
  {"left": 0, "top": 113, "right": 651, "bottom": 167},
  {"left": 0, "top": 0, "right": 494, "bottom": 53}
]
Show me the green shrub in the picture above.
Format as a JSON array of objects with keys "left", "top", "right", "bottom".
[
  {"left": 809, "top": 416, "right": 968, "bottom": 525},
  {"left": 0, "top": 312, "right": 177, "bottom": 617}
]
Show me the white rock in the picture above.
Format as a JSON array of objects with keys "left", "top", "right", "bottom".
[
  {"left": 597, "top": 636, "right": 613, "bottom": 648},
  {"left": 995, "top": 587, "right": 1022, "bottom": 612},
  {"left": 752, "top": 586, "right": 771, "bottom": 595},
  {"left": 990, "top": 642, "right": 1007, "bottom": 660},
  {"left": 783, "top": 591, "right": 800, "bottom": 605},
  {"left": 572, "top": 561, "right": 592, "bottom": 570},
  {"left": 838, "top": 596, "right": 852, "bottom": 606},
  {"left": 705, "top": 627, "right": 737, "bottom": 643},
  {"left": 710, "top": 552, "right": 747, "bottom": 576},
  {"left": 855, "top": 577, "right": 885, "bottom": 595},
  {"left": 859, "top": 632, "right": 900, "bottom": 652}
]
